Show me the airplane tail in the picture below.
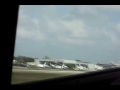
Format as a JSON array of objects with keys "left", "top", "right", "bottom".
[
  {"left": 34, "top": 59, "right": 40, "bottom": 65},
  {"left": 50, "top": 63, "right": 53, "bottom": 66},
  {"left": 61, "top": 64, "right": 64, "bottom": 68},
  {"left": 44, "top": 62, "right": 47, "bottom": 65}
]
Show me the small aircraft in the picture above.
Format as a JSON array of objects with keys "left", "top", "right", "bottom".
[
  {"left": 110, "top": 61, "right": 120, "bottom": 67},
  {"left": 61, "top": 63, "right": 68, "bottom": 69},
  {"left": 94, "top": 64, "right": 104, "bottom": 70},
  {"left": 73, "top": 64, "right": 84, "bottom": 70},
  {"left": 50, "top": 63, "right": 68, "bottom": 69},
  {"left": 74, "top": 63, "right": 104, "bottom": 71},
  {"left": 34, "top": 60, "right": 50, "bottom": 68}
]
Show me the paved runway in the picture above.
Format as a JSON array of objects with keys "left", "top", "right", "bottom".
[{"left": 12, "top": 69, "right": 89, "bottom": 74}]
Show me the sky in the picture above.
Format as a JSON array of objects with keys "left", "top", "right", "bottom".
[{"left": 14, "top": 5, "right": 120, "bottom": 64}]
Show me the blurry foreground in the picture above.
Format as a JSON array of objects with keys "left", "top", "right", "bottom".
[{"left": 11, "top": 68, "right": 87, "bottom": 84}]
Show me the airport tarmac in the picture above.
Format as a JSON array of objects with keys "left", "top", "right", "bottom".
[{"left": 12, "top": 69, "right": 89, "bottom": 74}]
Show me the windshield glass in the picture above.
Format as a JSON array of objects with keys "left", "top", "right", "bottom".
[{"left": 11, "top": 5, "right": 120, "bottom": 84}]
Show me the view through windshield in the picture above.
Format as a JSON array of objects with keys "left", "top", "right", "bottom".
[{"left": 11, "top": 5, "right": 120, "bottom": 84}]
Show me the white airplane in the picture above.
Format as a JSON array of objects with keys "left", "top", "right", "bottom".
[
  {"left": 94, "top": 64, "right": 104, "bottom": 70},
  {"left": 43, "top": 62, "right": 50, "bottom": 68},
  {"left": 34, "top": 60, "right": 50, "bottom": 68},
  {"left": 74, "top": 63, "right": 104, "bottom": 71},
  {"left": 50, "top": 63, "right": 62, "bottom": 69},
  {"left": 50, "top": 63, "right": 68, "bottom": 69},
  {"left": 61, "top": 63, "right": 68, "bottom": 69},
  {"left": 110, "top": 61, "right": 120, "bottom": 67},
  {"left": 74, "top": 64, "right": 84, "bottom": 70}
]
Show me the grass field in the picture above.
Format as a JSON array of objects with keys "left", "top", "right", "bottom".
[{"left": 11, "top": 71, "right": 74, "bottom": 84}]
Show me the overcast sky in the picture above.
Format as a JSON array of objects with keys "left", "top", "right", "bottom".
[{"left": 14, "top": 5, "right": 120, "bottom": 63}]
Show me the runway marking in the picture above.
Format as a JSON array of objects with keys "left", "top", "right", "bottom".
[{"left": 12, "top": 69, "right": 89, "bottom": 74}]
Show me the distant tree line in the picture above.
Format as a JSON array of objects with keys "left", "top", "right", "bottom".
[
  {"left": 13, "top": 55, "right": 35, "bottom": 64},
  {"left": 13, "top": 55, "right": 51, "bottom": 64}
]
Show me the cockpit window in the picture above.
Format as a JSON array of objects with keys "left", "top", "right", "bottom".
[{"left": 11, "top": 5, "right": 120, "bottom": 84}]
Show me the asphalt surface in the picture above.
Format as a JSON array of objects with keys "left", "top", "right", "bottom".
[{"left": 12, "top": 69, "right": 89, "bottom": 74}]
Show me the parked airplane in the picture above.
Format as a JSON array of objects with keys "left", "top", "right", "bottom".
[
  {"left": 97, "top": 63, "right": 116, "bottom": 69},
  {"left": 74, "top": 64, "right": 84, "bottom": 70},
  {"left": 62, "top": 63, "right": 68, "bottom": 69},
  {"left": 74, "top": 63, "right": 104, "bottom": 71},
  {"left": 94, "top": 64, "right": 104, "bottom": 70},
  {"left": 34, "top": 59, "right": 50, "bottom": 68},
  {"left": 110, "top": 61, "right": 120, "bottom": 67},
  {"left": 50, "top": 63, "right": 68, "bottom": 69}
]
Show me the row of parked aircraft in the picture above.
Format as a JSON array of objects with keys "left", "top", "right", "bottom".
[
  {"left": 14, "top": 59, "right": 120, "bottom": 71},
  {"left": 35, "top": 60, "right": 68, "bottom": 69},
  {"left": 30, "top": 59, "right": 105, "bottom": 71}
]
